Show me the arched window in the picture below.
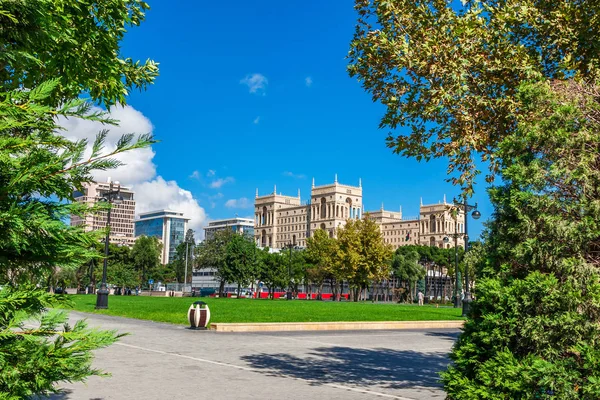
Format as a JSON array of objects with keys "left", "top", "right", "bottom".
[{"left": 320, "top": 198, "right": 327, "bottom": 219}]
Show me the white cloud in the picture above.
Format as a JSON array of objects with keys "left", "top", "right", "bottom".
[
  {"left": 60, "top": 106, "right": 156, "bottom": 184},
  {"left": 134, "top": 177, "right": 207, "bottom": 234},
  {"left": 253, "top": 116, "right": 260, "bottom": 124},
  {"left": 58, "top": 105, "right": 208, "bottom": 236},
  {"left": 190, "top": 170, "right": 201, "bottom": 179},
  {"left": 209, "top": 177, "right": 235, "bottom": 189},
  {"left": 283, "top": 171, "right": 306, "bottom": 179},
  {"left": 225, "top": 197, "right": 252, "bottom": 209},
  {"left": 305, "top": 76, "right": 313, "bottom": 87},
  {"left": 207, "top": 169, "right": 216, "bottom": 177},
  {"left": 240, "top": 73, "right": 268, "bottom": 94}
]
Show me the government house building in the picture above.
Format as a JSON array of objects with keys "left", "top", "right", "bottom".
[{"left": 254, "top": 176, "right": 465, "bottom": 250}]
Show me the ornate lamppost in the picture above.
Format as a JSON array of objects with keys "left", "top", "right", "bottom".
[
  {"left": 95, "top": 181, "right": 123, "bottom": 310},
  {"left": 444, "top": 198, "right": 481, "bottom": 314},
  {"left": 443, "top": 221, "right": 462, "bottom": 309},
  {"left": 285, "top": 243, "right": 294, "bottom": 300}
]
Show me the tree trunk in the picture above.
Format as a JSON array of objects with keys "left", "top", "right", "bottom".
[{"left": 219, "top": 279, "right": 225, "bottom": 297}]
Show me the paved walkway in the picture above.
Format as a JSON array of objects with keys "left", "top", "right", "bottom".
[{"left": 49, "top": 312, "right": 458, "bottom": 400}]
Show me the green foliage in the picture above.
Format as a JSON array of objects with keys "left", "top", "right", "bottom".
[
  {"left": 225, "top": 233, "right": 258, "bottom": 294},
  {"left": 442, "top": 81, "right": 600, "bottom": 398},
  {"left": 130, "top": 236, "right": 161, "bottom": 287},
  {"left": 0, "top": 0, "right": 158, "bottom": 107},
  {"left": 0, "top": 287, "right": 122, "bottom": 399},
  {"left": 348, "top": 0, "right": 600, "bottom": 193},
  {"left": 0, "top": 1, "right": 158, "bottom": 396},
  {"left": 306, "top": 229, "right": 339, "bottom": 294},
  {"left": 256, "top": 250, "right": 288, "bottom": 297},
  {"left": 391, "top": 250, "right": 425, "bottom": 303},
  {"left": 0, "top": 83, "right": 155, "bottom": 285}
]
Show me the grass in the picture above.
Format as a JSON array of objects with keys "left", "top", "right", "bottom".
[{"left": 65, "top": 295, "right": 464, "bottom": 325}]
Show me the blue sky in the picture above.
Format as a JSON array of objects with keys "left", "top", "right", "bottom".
[{"left": 112, "top": 0, "right": 492, "bottom": 238}]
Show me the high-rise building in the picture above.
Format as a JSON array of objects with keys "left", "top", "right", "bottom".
[
  {"left": 203, "top": 217, "right": 254, "bottom": 240},
  {"left": 254, "top": 176, "right": 465, "bottom": 250},
  {"left": 135, "top": 210, "right": 190, "bottom": 265},
  {"left": 71, "top": 179, "right": 136, "bottom": 246}
]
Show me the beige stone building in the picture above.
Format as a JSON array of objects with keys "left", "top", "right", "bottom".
[
  {"left": 71, "top": 179, "right": 136, "bottom": 246},
  {"left": 254, "top": 176, "right": 465, "bottom": 250}
]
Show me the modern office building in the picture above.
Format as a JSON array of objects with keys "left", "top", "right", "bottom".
[
  {"left": 71, "top": 179, "right": 136, "bottom": 246},
  {"left": 203, "top": 217, "right": 254, "bottom": 240},
  {"left": 135, "top": 210, "right": 190, "bottom": 265},
  {"left": 254, "top": 175, "right": 465, "bottom": 250}
]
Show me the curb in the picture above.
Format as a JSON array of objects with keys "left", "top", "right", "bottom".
[{"left": 210, "top": 320, "right": 464, "bottom": 332}]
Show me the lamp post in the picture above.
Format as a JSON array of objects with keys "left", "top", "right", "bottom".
[
  {"left": 444, "top": 199, "right": 481, "bottom": 314},
  {"left": 455, "top": 198, "right": 481, "bottom": 317},
  {"left": 443, "top": 220, "right": 462, "bottom": 308},
  {"left": 95, "top": 181, "right": 124, "bottom": 310},
  {"left": 285, "top": 243, "right": 293, "bottom": 300}
]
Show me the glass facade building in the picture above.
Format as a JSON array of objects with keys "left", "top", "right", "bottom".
[{"left": 135, "top": 210, "right": 190, "bottom": 265}]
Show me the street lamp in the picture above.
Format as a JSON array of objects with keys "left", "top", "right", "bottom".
[
  {"left": 95, "top": 181, "right": 124, "bottom": 310},
  {"left": 454, "top": 198, "right": 481, "bottom": 317},
  {"left": 285, "top": 243, "right": 293, "bottom": 300},
  {"left": 443, "top": 229, "right": 461, "bottom": 309}
]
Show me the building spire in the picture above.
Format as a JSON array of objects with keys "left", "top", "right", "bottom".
[
  {"left": 359, "top": 177, "right": 362, "bottom": 188},
  {"left": 381, "top": 202, "right": 384, "bottom": 211},
  {"left": 312, "top": 177, "right": 315, "bottom": 188},
  {"left": 443, "top": 193, "right": 447, "bottom": 203},
  {"left": 334, "top": 173, "right": 338, "bottom": 183},
  {"left": 255, "top": 188, "right": 258, "bottom": 198},
  {"left": 273, "top": 184, "right": 276, "bottom": 194},
  {"left": 420, "top": 197, "right": 423, "bottom": 206},
  {"left": 298, "top": 188, "right": 301, "bottom": 198}
]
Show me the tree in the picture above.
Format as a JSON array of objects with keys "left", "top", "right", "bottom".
[
  {"left": 0, "top": 0, "right": 158, "bottom": 395},
  {"left": 130, "top": 236, "right": 161, "bottom": 288},
  {"left": 0, "top": 287, "right": 124, "bottom": 399},
  {"left": 338, "top": 217, "right": 393, "bottom": 301},
  {"left": 306, "top": 229, "right": 339, "bottom": 299},
  {"left": 257, "top": 250, "right": 288, "bottom": 299},
  {"left": 0, "top": 0, "right": 158, "bottom": 107},
  {"left": 225, "top": 234, "right": 257, "bottom": 297},
  {"left": 442, "top": 81, "right": 600, "bottom": 398},
  {"left": 195, "top": 230, "right": 234, "bottom": 297},
  {"left": 348, "top": 0, "right": 600, "bottom": 193},
  {"left": 391, "top": 250, "right": 425, "bottom": 303}
]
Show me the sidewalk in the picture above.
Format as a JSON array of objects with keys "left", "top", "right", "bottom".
[{"left": 48, "top": 311, "right": 458, "bottom": 400}]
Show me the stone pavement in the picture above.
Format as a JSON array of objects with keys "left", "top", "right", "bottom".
[{"left": 48, "top": 312, "right": 459, "bottom": 400}]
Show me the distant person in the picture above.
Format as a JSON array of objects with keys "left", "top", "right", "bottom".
[
  {"left": 135, "top": 287, "right": 139, "bottom": 296},
  {"left": 418, "top": 291, "right": 424, "bottom": 306}
]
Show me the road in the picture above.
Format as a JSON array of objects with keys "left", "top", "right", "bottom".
[{"left": 48, "top": 312, "right": 458, "bottom": 400}]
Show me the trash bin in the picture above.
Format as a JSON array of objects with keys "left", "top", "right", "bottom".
[{"left": 187, "top": 301, "right": 210, "bottom": 330}]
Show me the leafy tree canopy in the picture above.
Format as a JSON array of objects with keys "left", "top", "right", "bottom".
[
  {"left": 348, "top": 0, "right": 600, "bottom": 193},
  {"left": 0, "top": 0, "right": 158, "bottom": 107}
]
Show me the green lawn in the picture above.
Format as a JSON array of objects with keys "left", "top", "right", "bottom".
[{"left": 65, "top": 295, "right": 463, "bottom": 325}]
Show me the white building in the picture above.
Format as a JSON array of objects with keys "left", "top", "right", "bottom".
[
  {"left": 203, "top": 217, "right": 254, "bottom": 240},
  {"left": 135, "top": 210, "right": 190, "bottom": 265}
]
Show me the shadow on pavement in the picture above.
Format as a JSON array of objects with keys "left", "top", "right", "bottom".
[
  {"left": 38, "top": 389, "right": 103, "bottom": 400},
  {"left": 425, "top": 330, "right": 461, "bottom": 341},
  {"left": 241, "top": 346, "right": 450, "bottom": 391}
]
